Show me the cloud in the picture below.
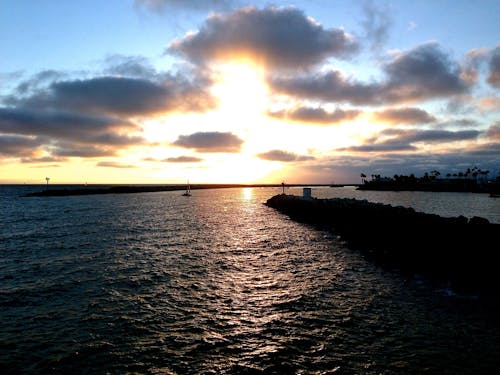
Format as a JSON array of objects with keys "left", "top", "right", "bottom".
[
  {"left": 372, "top": 107, "right": 436, "bottom": 124},
  {"left": 9, "top": 75, "right": 215, "bottom": 117},
  {"left": 256, "top": 149, "right": 315, "bottom": 162},
  {"left": 168, "top": 6, "right": 358, "bottom": 70},
  {"left": 439, "top": 118, "right": 479, "bottom": 128},
  {"left": 271, "top": 42, "right": 470, "bottom": 105},
  {"left": 378, "top": 128, "right": 480, "bottom": 143},
  {"left": 0, "top": 107, "right": 147, "bottom": 160},
  {"left": 487, "top": 46, "right": 500, "bottom": 87},
  {"left": 103, "top": 55, "right": 158, "bottom": 79},
  {"left": 52, "top": 145, "right": 118, "bottom": 158},
  {"left": 0, "top": 135, "right": 41, "bottom": 157},
  {"left": 0, "top": 107, "right": 143, "bottom": 146},
  {"left": 269, "top": 106, "right": 360, "bottom": 124},
  {"left": 478, "top": 96, "right": 500, "bottom": 111},
  {"left": 361, "top": 0, "right": 392, "bottom": 51},
  {"left": 21, "top": 156, "right": 64, "bottom": 164},
  {"left": 408, "top": 21, "right": 417, "bottom": 31},
  {"left": 0, "top": 67, "right": 217, "bottom": 162},
  {"left": 338, "top": 142, "right": 417, "bottom": 153},
  {"left": 384, "top": 43, "right": 469, "bottom": 99},
  {"left": 172, "top": 131, "right": 243, "bottom": 152},
  {"left": 469, "top": 142, "right": 500, "bottom": 157},
  {"left": 162, "top": 156, "right": 204, "bottom": 163},
  {"left": 96, "top": 161, "right": 137, "bottom": 168},
  {"left": 15, "top": 70, "right": 67, "bottom": 95},
  {"left": 270, "top": 69, "right": 378, "bottom": 105},
  {"left": 135, "top": 0, "right": 233, "bottom": 13},
  {"left": 461, "top": 47, "right": 489, "bottom": 84},
  {"left": 337, "top": 128, "right": 480, "bottom": 153},
  {"left": 486, "top": 122, "right": 500, "bottom": 140}
]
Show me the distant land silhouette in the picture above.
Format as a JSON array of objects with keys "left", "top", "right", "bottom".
[
  {"left": 23, "top": 184, "right": 330, "bottom": 197},
  {"left": 357, "top": 167, "right": 500, "bottom": 194}
]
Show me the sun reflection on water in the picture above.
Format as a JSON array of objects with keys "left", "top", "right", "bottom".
[{"left": 242, "top": 187, "right": 253, "bottom": 200}]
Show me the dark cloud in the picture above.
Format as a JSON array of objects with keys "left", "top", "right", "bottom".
[
  {"left": 9, "top": 75, "right": 215, "bottom": 116},
  {"left": 384, "top": 43, "right": 469, "bottom": 100},
  {"left": 53, "top": 145, "right": 118, "bottom": 158},
  {"left": 135, "top": 0, "right": 233, "bottom": 13},
  {"left": 96, "top": 161, "right": 137, "bottom": 168},
  {"left": 378, "top": 128, "right": 480, "bottom": 143},
  {"left": 0, "top": 135, "right": 41, "bottom": 157},
  {"left": 337, "top": 129, "right": 480, "bottom": 153},
  {"left": 271, "top": 43, "right": 469, "bottom": 105},
  {"left": 338, "top": 142, "right": 417, "bottom": 153},
  {"left": 256, "top": 149, "right": 315, "bottom": 162},
  {"left": 271, "top": 70, "right": 378, "bottom": 105},
  {"left": 487, "top": 46, "right": 500, "bottom": 87},
  {"left": 372, "top": 107, "right": 436, "bottom": 124},
  {"left": 15, "top": 70, "right": 66, "bottom": 95},
  {"left": 162, "top": 156, "right": 204, "bottom": 163},
  {"left": 172, "top": 131, "right": 243, "bottom": 153},
  {"left": 468, "top": 142, "right": 500, "bottom": 157},
  {"left": 0, "top": 107, "right": 143, "bottom": 147},
  {"left": 168, "top": 6, "right": 358, "bottom": 70},
  {"left": 361, "top": 0, "right": 392, "bottom": 52},
  {"left": 486, "top": 122, "right": 500, "bottom": 140},
  {"left": 269, "top": 106, "right": 360, "bottom": 124},
  {"left": 0, "top": 67, "right": 216, "bottom": 161}
]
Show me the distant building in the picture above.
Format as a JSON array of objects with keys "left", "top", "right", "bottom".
[{"left": 303, "top": 187, "right": 312, "bottom": 199}]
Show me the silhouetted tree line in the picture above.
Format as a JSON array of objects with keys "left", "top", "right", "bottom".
[{"left": 359, "top": 167, "right": 498, "bottom": 193}]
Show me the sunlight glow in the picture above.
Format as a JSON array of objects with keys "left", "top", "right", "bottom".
[{"left": 211, "top": 61, "right": 269, "bottom": 119}]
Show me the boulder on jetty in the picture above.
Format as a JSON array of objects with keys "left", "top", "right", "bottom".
[{"left": 266, "top": 194, "right": 500, "bottom": 296}]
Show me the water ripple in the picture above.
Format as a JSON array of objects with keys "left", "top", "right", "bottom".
[{"left": 1, "top": 187, "right": 500, "bottom": 373}]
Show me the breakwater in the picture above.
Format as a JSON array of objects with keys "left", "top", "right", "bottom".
[{"left": 266, "top": 194, "right": 500, "bottom": 295}]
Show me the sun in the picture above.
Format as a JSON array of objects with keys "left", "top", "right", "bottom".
[{"left": 211, "top": 60, "right": 269, "bottom": 121}]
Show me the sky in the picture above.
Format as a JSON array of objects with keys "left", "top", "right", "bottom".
[{"left": 0, "top": 0, "right": 499, "bottom": 184}]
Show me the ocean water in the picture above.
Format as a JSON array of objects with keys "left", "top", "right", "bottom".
[{"left": 1, "top": 185, "right": 500, "bottom": 374}]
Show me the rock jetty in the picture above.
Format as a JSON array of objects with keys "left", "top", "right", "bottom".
[{"left": 266, "top": 194, "right": 500, "bottom": 295}]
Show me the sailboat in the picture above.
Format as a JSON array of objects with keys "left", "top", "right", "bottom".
[{"left": 182, "top": 180, "right": 192, "bottom": 196}]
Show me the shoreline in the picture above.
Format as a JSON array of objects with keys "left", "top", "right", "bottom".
[
  {"left": 266, "top": 194, "right": 500, "bottom": 296},
  {"left": 357, "top": 184, "right": 497, "bottom": 193}
]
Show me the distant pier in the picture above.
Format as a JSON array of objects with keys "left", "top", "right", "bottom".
[{"left": 23, "top": 184, "right": 332, "bottom": 197}]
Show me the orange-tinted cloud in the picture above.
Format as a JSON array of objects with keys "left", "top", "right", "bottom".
[
  {"left": 257, "top": 149, "right": 315, "bottom": 162},
  {"left": 372, "top": 107, "right": 436, "bottom": 124}
]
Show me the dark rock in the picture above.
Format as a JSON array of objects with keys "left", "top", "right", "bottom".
[
  {"left": 266, "top": 194, "right": 500, "bottom": 296},
  {"left": 469, "top": 216, "right": 490, "bottom": 225}
]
